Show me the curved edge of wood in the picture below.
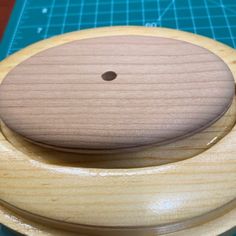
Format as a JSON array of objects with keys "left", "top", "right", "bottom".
[
  {"left": 1, "top": 93, "right": 236, "bottom": 169},
  {"left": 1, "top": 200, "right": 236, "bottom": 236},
  {"left": 0, "top": 26, "right": 236, "bottom": 234}
]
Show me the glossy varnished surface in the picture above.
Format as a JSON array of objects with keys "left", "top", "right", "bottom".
[
  {"left": 2, "top": 95, "right": 236, "bottom": 168},
  {"left": 0, "top": 27, "right": 236, "bottom": 236},
  {"left": 0, "top": 35, "right": 234, "bottom": 152}
]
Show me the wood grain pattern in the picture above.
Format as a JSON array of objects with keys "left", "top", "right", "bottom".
[
  {"left": 0, "top": 36, "right": 234, "bottom": 153},
  {"left": 1, "top": 202, "right": 236, "bottom": 236},
  {"left": 1, "top": 95, "right": 235, "bottom": 168},
  {"left": 0, "top": 26, "right": 236, "bottom": 236}
]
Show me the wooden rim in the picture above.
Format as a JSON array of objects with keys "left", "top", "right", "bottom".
[{"left": 0, "top": 26, "right": 236, "bottom": 235}]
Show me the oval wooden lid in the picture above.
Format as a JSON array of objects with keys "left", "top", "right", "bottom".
[{"left": 0, "top": 35, "right": 234, "bottom": 152}]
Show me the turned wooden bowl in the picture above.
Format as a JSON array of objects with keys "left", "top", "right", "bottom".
[{"left": 0, "top": 26, "right": 236, "bottom": 236}]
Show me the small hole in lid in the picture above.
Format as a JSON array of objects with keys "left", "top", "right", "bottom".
[{"left": 101, "top": 71, "right": 117, "bottom": 81}]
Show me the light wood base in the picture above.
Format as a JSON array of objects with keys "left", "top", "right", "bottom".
[
  {"left": 0, "top": 26, "right": 236, "bottom": 235},
  {"left": 1, "top": 203, "right": 236, "bottom": 236}
]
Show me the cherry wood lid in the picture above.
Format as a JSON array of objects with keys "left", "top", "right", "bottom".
[{"left": 0, "top": 35, "right": 234, "bottom": 152}]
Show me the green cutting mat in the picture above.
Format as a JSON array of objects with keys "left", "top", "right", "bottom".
[
  {"left": 0, "top": 0, "right": 236, "bottom": 60},
  {"left": 0, "top": 0, "right": 236, "bottom": 235}
]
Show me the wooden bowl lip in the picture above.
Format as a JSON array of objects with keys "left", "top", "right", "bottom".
[{"left": 0, "top": 26, "right": 236, "bottom": 234}]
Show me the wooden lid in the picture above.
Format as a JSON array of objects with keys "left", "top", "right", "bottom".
[{"left": 0, "top": 35, "right": 234, "bottom": 152}]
